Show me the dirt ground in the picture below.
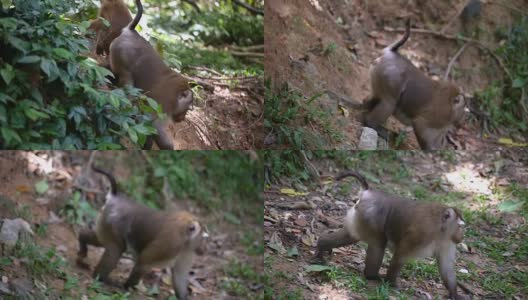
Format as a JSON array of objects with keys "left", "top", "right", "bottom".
[
  {"left": 264, "top": 0, "right": 528, "bottom": 150},
  {"left": 163, "top": 77, "right": 264, "bottom": 150},
  {"left": 264, "top": 150, "right": 528, "bottom": 299},
  {"left": 0, "top": 151, "right": 263, "bottom": 299}
]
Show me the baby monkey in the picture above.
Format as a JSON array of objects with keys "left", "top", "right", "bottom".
[
  {"left": 315, "top": 171, "right": 470, "bottom": 300},
  {"left": 364, "top": 19, "right": 466, "bottom": 150},
  {"left": 77, "top": 166, "right": 207, "bottom": 300}
]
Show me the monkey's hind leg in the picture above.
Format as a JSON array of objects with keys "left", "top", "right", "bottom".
[
  {"left": 124, "top": 262, "right": 148, "bottom": 290},
  {"left": 314, "top": 228, "right": 357, "bottom": 262},
  {"left": 362, "top": 98, "right": 395, "bottom": 141},
  {"left": 93, "top": 244, "right": 124, "bottom": 283},
  {"left": 77, "top": 229, "right": 102, "bottom": 268}
]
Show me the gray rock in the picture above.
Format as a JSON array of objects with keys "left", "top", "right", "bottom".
[
  {"left": 0, "top": 218, "right": 34, "bottom": 247},
  {"left": 10, "top": 278, "right": 33, "bottom": 297},
  {"left": 358, "top": 127, "right": 378, "bottom": 150}
]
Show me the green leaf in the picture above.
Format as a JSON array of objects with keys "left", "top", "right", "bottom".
[
  {"left": 512, "top": 78, "right": 525, "bottom": 88},
  {"left": 18, "top": 56, "right": 41, "bottom": 64},
  {"left": 223, "top": 212, "right": 241, "bottom": 225},
  {"left": 35, "top": 180, "right": 49, "bottom": 195},
  {"left": 0, "top": 65, "right": 15, "bottom": 85},
  {"left": 305, "top": 265, "right": 333, "bottom": 272},
  {"left": 128, "top": 127, "right": 138, "bottom": 143},
  {"left": 498, "top": 200, "right": 524, "bottom": 213},
  {"left": 7, "top": 35, "right": 30, "bottom": 52},
  {"left": 0, "top": 105, "right": 6, "bottom": 123},
  {"left": 1, "top": 127, "right": 21, "bottom": 145},
  {"left": 287, "top": 246, "right": 299, "bottom": 257},
  {"left": 52, "top": 48, "right": 72, "bottom": 59}
]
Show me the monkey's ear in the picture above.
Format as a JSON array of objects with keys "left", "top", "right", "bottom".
[
  {"left": 442, "top": 208, "right": 456, "bottom": 222},
  {"left": 187, "top": 221, "right": 201, "bottom": 238}
]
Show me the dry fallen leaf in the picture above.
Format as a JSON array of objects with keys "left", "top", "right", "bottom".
[{"left": 280, "top": 188, "right": 309, "bottom": 196}]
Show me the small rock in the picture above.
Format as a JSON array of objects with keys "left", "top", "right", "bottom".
[
  {"left": 0, "top": 218, "right": 34, "bottom": 248},
  {"left": 0, "top": 281, "right": 11, "bottom": 294},
  {"left": 35, "top": 197, "right": 49, "bottom": 205},
  {"left": 9, "top": 278, "right": 33, "bottom": 297},
  {"left": 458, "top": 268, "right": 469, "bottom": 274},
  {"left": 358, "top": 127, "right": 378, "bottom": 150},
  {"left": 56, "top": 245, "right": 68, "bottom": 253}
]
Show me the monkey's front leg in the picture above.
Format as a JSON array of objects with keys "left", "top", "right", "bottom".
[
  {"left": 77, "top": 229, "right": 102, "bottom": 268},
  {"left": 437, "top": 249, "right": 470, "bottom": 300},
  {"left": 153, "top": 120, "right": 174, "bottom": 150},
  {"left": 171, "top": 252, "right": 194, "bottom": 300}
]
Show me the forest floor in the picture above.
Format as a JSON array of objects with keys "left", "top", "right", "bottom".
[
  {"left": 0, "top": 151, "right": 263, "bottom": 299},
  {"left": 264, "top": 150, "right": 528, "bottom": 299},
  {"left": 264, "top": 0, "right": 528, "bottom": 150}
]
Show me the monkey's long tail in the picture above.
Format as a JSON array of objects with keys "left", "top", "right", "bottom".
[
  {"left": 127, "top": 0, "right": 143, "bottom": 31},
  {"left": 387, "top": 18, "right": 411, "bottom": 52},
  {"left": 92, "top": 166, "right": 118, "bottom": 195},
  {"left": 335, "top": 170, "right": 369, "bottom": 190}
]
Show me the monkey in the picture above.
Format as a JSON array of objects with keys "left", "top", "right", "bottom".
[
  {"left": 315, "top": 170, "right": 470, "bottom": 300},
  {"left": 88, "top": 0, "right": 133, "bottom": 56},
  {"left": 363, "top": 19, "right": 466, "bottom": 150},
  {"left": 108, "top": 0, "right": 193, "bottom": 150},
  {"left": 77, "top": 166, "right": 207, "bottom": 300}
]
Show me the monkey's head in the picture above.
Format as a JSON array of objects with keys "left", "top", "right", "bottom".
[
  {"left": 445, "top": 83, "right": 466, "bottom": 128},
  {"left": 173, "top": 211, "right": 208, "bottom": 254},
  {"left": 171, "top": 89, "right": 193, "bottom": 122},
  {"left": 441, "top": 207, "right": 465, "bottom": 244}
]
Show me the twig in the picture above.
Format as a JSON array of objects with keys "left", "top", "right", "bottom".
[
  {"left": 187, "top": 118, "right": 217, "bottom": 149},
  {"left": 444, "top": 42, "right": 469, "bottom": 80},
  {"left": 441, "top": 0, "right": 471, "bottom": 33},
  {"left": 232, "top": 0, "right": 263, "bottom": 15},
  {"left": 72, "top": 184, "right": 103, "bottom": 194},
  {"left": 229, "top": 44, "right": 264, "bottom": 52},
  {"left": 229, "top": 51, "right": 265, "bottom": 58},
  {"left": 183, "top": 75, "right": 215, "bottom": 91},
  {"left": 188, "top": 66, "right": 222, "bottom": 76},
  {"left": 300, "top": 150, "right": 319, "bottom": 178},
  {"left": 384, "top": 26, "right": 513, "bottom": 82}
]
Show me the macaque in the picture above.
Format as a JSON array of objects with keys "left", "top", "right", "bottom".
[
  {"left": 364, "top": 19, "right": 466, "bottom": 150},
  {"left": 88, "top": 0, "right": 133, "bottom": 55},
  {"left": 109, "top": 0, "right": 193, "bottom": 150},
  {"left": 315, "top": 170, "right": 470, "bottom": 300},
  {"left": 77, "top": 166, "right": 207, "bottom": 300}
]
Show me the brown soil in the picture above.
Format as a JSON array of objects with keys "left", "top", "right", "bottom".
[
  {"left": 0, "top": 151, "right": 263, "bottom": 299},
  {"left": 265, "top": 0, "right": 528, "bottom": 150}
]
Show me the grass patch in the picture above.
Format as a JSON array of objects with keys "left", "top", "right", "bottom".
[
  {"left": 264, "top": 83, "right": 343, "bottom": 149},
  {"left": 221, "top": 260, "right": 264, "bottom": 299}
]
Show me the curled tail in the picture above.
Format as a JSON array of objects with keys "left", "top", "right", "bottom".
[
  {"left": 92, "top": 166, "right": 118, "bottom": 195},
  {"left": 127, "top": 0, "right": 143, "bottom": 31},
  {"left": 387, "top": 18, "right": 411, "bottom": 52},
  {"left": 335, "top": 170, "right": 369, "bottom": 190}
]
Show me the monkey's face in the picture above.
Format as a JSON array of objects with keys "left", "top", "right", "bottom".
[
  {"left": 442, "top": 207, "right": 465, "bottom": 244},
  {"left": 185, "top": 220, "right": 208, "bottom": 255},
  {"left": 448, "top": 85, "right": 466, "bottom": 127},
  {"left": 170, "top": 89, "right": 193, "bottom": 122}
]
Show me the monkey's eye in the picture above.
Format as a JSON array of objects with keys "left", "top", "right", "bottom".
[
  {"left": 454, "top": 95, "right": 464, "bottom": 105},
  {"left": 188, "top": 224, "right": 196, "bottom": 233}
]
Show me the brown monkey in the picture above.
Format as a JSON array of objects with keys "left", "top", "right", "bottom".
[
  {"left": 364, "top": 19, "right": 466, "bottom": 150},
  {"left": 88, "top": 0, "right": 133, "bottom": 56},
  {"left": 77, "top": 166, "right": 207, "bottom": 300},
  {"left": 109, "top": 0, "right": 193, "bottom": 150},
  {"left": 315, "top": 170, "right": 469, "bottom": 300}
]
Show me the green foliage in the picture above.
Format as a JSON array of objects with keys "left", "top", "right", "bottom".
[
  {"left": 61, "top": 190, "right": 97, "bottom": 225},
  {"left": 189, "top": 12, "right": 263, "bottom": 46},
  {"left": 117, "top": 151, "right": 262, "bottom": 218},
  {"left": 14, "top": 240, "right": 65, "bottom": 278},
  {"left": 0, "top": 0, "right": 160, "bottom": 149},
  {"left": 478, "top": 16, "right": 528, "bottom": 133},
  {"left": 264, "top": 83, "right": 342, "bottom": 149}
]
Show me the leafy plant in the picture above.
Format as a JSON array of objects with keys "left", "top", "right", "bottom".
[
  {"left": 264, "top": 82, "right": 342, "bottom": 149},
  {"left": 0, "top": 0, "right": 161, "bottom": 149}
]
